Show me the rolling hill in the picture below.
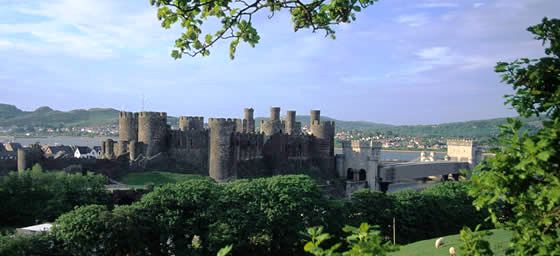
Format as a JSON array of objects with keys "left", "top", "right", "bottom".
[{"left": 0, "top": 103, "right": 543, "bottom": 137}]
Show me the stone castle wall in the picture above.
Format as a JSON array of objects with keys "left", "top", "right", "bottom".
[{"left": 99, "top": 107, "right": 337, "bottom": 182}]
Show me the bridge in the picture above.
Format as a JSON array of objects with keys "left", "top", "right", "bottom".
[
  {"left": 376, "top": 160, "right": 470, "bottom": 192},
  {"left": 338, "top": 139, "right": 480, "bottom": 195}
]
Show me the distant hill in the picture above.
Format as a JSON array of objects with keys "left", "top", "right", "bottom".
[
  {"left": 0, "top": 103, "right": 543, "bottom": 137},
  {"left": 0, "top": 104, "right": 119, "bottom": 127}
]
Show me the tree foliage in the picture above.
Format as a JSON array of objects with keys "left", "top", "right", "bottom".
[
  {"left": 149, "top": 0, "right": 378, "bottom": 59},
  {"left": 347, "top": 182, "right": 487, "bottom": 244},
  {"left": 303, "top": 223, "right": 397, "bottom": 256},
  {"left": 0, "top": 169, "right": 109, "bottom": 227},
  {"left": 0, "top": 232, "right": 66, "bottom": 256},
  {"left": 53, "top": 175, "right": 330, "bottom": 256},
  {"left": 459, "top": 225, "right": 494, "bottom": 256},
  {"left": 469, "top": 17, "right": 560, "bottom": 255}
]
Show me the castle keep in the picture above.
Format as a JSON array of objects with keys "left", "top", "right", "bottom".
[{"left": 101, "top": 107, "right": 336, "bottom": 181}]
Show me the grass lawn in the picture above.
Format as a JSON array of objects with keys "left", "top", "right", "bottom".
[
  {"left": 391, "top": 229, "right": 512, "bottom": 256},
  {"left": 118, "top": 171, "right": 209, "bottom": 187}
]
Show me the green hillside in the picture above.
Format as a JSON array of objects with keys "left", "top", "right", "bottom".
[
  {"left": 0, "top": 103, "right": 543, "bottom": 138},
  {"left": 391, "top": 229, "right": 512, "bottom": 256},
  {"left": 0, "top": 104, "right": 119, "bottom": 127}
]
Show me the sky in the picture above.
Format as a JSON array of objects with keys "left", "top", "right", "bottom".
[{"left": 0, "top": 0, "right": 558, "bottom": 125}]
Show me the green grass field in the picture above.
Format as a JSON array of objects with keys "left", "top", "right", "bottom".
[
  {"left": 118, "top": 171, "right": 209, "bottom": 187},
  {"left": 391, "top": 229, "right": 512, "bottom": 256}
]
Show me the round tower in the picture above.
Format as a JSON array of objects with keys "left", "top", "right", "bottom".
[
  {"left": 285, "top": 110, "right": 296, "bottom": 135},
  {"left": 179, "top": 116, "right": 204, "bottom": 131},
  {"left": 128, "top": 140, "right": 137, "bottom": 160},
  {"left": 17, "top": 148, "right": 27, "bottom": 172},
  {"left": 260, "top": 107, "right": 282, "bottom": 136},
  {"left": 270, "top": 107, "right": 281, "bottom": 121},
  {"left": 310, "top": 110, "right": 335, "bottom": 157},
  {"left": 119, "top": 112, "right": 138, "bottom": 142},
  {"left": 310, "top": 110, "right": 321, "bottom": 124},
  {"left": 244, "top": 108, "right": 255, "bottom": 133},
  {"left": 105, "top": 139, "right": 115, "bottom": 159},
  {"left": 208, "top": 118, "right": 238, "bottom": 182},
  {"left": 138, "top": 112, "right": 168, "bottom": 157}
]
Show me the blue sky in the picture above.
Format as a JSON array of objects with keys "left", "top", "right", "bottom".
[{"left": 0, "top": 0, "right": 558, "bottom": 124}]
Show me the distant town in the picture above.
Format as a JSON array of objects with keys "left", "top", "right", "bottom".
[{"left": 0, "top": 122, "right": 459, "bottom": 152}]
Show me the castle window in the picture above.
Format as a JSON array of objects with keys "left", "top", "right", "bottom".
[
  {"left": 359, "top": 169, "right": 366, "bottom": 181},
  {"left": 347, "top": 168, "right": 354, "bottom": 180}
]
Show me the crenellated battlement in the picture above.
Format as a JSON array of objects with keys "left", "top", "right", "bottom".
[
  {"left": 180, "top": 116, "right": 204, "bottom": 121},
  {"left": 119, "top": 111, "right": 138, "bottom": 118},
  {"left": 208, "top": 118, "right": 239, "bottom": 124},
  {"left": 349, "top": 140, "right": 382, "bottom": 149},
  {"left": 351, "top": 140, "right": 370, "bottom": 149},
  {"left": 138, "top": 111, "right": 167, "bottom": 118},
  {"left": 447, "top": 139, "right": 476, "bottom": 147},
  {"left": 311, "top": 120, "right": 335, "bottom": 127}
]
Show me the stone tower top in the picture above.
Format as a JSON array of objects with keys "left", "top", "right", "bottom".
[{"left": 270, "top": 107, "right": 281, "bottom": 121}]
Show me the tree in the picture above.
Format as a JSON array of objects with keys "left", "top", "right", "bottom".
[
  {"left": 459, "top": 225, "right": 494, "bottom": 256},
  {"left": 346, "top": 189, "right": 395, "bottom": 237},
  {"left": 215, "top": 175, "right": 330, "bottom": 255},
  {"left": 149, "top": 0, "right": 378, "bottom": 59},
  {"left": 303, "top": 223, "right": 397, "bottom": 256},
  {"left": 0, "top": 170, "right": 109, "bottom": 227},
  {"left": 469, "top": 17, "right": 560, "bottom": 255}
]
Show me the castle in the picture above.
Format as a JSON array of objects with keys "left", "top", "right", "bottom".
[{"left": 100, "top": 107, "right": 336, "bottom": 181}]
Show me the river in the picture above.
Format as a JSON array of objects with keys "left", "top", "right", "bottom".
[{"left": 2, "top": 136, "right": 447, "bottom": 162}]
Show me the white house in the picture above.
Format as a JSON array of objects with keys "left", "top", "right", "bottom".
[
  {"left": 16, "top": 223, "right": 53, "bottom": 235},
  {"left": 74, "top": 146, "right": 97, "bottom": 159}
]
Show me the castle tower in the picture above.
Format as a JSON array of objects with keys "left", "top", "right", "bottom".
[
  {"left": 260, "top": 107, "right": 283, "bottom": 136},
  {"left": 208, "top": 118, "right": 238, "bottom": 182},
  {"left": 119, "top": 112, "right": 138, "bottom": 142},
  {"left": 17, "top": 148, "right": 27, "bottom": 172},
  {"left": 244, "top": 108, "right": 255, "bottom": 133},
  {"left": 138, "top": 112, "right": 168, "bottom": 157},
  {"left": 285, "top": 110, "right": 296, "bottom": 135},
  {"left": 446, "top": 139, "right": 479, "bottom": 166},
  {"left": 105, "top": 139, "right": 115, "bottom": 159},
  {"left": 309, "top": 110, "right": 335, "bottom": 157},
  {"left": 270, "top": 107, "right": 280, "bottom": 121},
  {"left": 128, "top": 140, "right": 138, "bottom": 160},
  {"left": 310, "top": 110, "right": 321, "bottom": 124},
  {"left": 179, "top": 116, "right": 204, "bottom": 131}
]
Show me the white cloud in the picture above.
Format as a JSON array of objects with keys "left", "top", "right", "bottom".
[
  {"left": 473, "top": 2, "right": 484, "bottom": 8},
  {"left": 0, "top": 39, "right": 13, "bottom": 48},
  {"left": 0, "top": 0, "right": 168, "bottom": 60},
  {"left": 396, "top": 14, "right": 429, "bottom": 27},
  {"left": 416, "top": 1, "right": 460, "bottom": 8},
  {"left": 415, "top": 47, "right": 453, "bottom": 63}
]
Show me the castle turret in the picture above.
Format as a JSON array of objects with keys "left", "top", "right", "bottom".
[
  {"left": 17, "top": 148, "right": 27, "bottom": 172},
  {"left": 128, "top": 140, "right": 138, "bottom": 160},
  {"left": 310, "top": 110, "right": 321, "bottom": 124},
  {"left": 119, "top": 112, "right": 138, "bottom": 142},
  {"left": 310, "top": 110, "right": 335, "bottom": 157},
  {"left": 179, "top": 116, "right": 204, "bottom": 131},
  {"left": 138, "top": 112, "right": 168, "bottom": 157},
  {"left": 208, "top": 118, "right": 238, "bottom": 182},
  {"left": 260, "top": 107, "right": 283, "bottom": 136},
  {"left": 270, "top": 107, "right": 280, "bottom": 121},
  {"left": 105, "top": 139, "right": 115, "bottom": 159},
  {"left": 285, "top": 110, "right": 296, "bottom": 135},
  {"left": 244, "top": 108, "right": 255, "bottom": 133}
]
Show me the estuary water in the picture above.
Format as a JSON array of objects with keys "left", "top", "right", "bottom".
[{"left": 1, "top": 136, "right": 117, "bottom": 148}]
